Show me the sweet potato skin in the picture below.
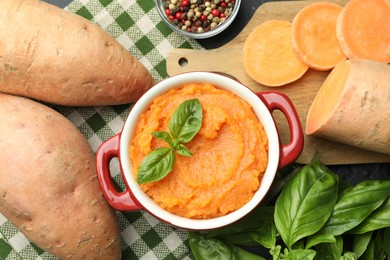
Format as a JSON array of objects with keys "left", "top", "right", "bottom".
[
  {"left": 0, "top": 0, "right": 154, "bottom": 106},
  {"left": 0, "top": 94, "right": 121, "bottom": 259},
  {"left": 306, "top": 59, "right": 390, "bottom": 155}
]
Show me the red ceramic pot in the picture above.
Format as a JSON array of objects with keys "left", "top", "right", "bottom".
[{"left": 96, "top": 72, "right": 304, "bottom": 230}]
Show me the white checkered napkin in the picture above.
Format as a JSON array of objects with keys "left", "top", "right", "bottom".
[{"left": 0, "top": 0, "right": 204, "bottom": 259}]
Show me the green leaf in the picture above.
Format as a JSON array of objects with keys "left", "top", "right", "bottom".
[
  {"left": 270, "top": 245, "right": 282, "bottom": 260},
  {"left": 137, "top": 147, "right": 175, "bottom": 184},
  {"left": 206, "top": 207, "right": 276, "bottom": 246},
  {"left": 305, "top": 233, "right": 336, "bottom": 249},
  {"left": 283, "top": 249, "right": 316, "bottom": 260},
  {"left": 338, "top": 179, "right": 353, "bottom": 198},
  {"left": 151, "top": 131, "right": 173, "bottom": 146},
  {"left": 189, "top": 232, "right": 235, "bottom": 260},
  {"left": 169, "top": 98, "right": 203, "bottom": 143},
  {"left": 139, "top": 99, "right": 202, "bottom": 184},
  {"left": 352, "top": 232, "right": 373, "bottom": 258},
  {"left": 373, "top": 231, "right": 386, "bottom": 260},
  {"left": 250, "top": 221, "right": 277, "bottom": 249},
  {"left": 293, "top": 240, "right": 305, "bottom": 250},
  {"left": 313, "top": 236, "right": 343, "bottom": 260},
  {"left": 360, "top": 238, "right": 374, "bottom": 260},
  {"left": 383, "top": 228, "right": 390, "bottom": 257},
  {"left": 230, "top": 245, "right": 266, "bottom": 260},
  {"left": 274, "top": 156, "right": 339, "bottom": 249},
  {"left": 340, "top": 252, "right": 358, "bottom": 260},
  {"left": 320, "top": 180, "right": 390, "bottom": 236},
  {"left": 188, "top": 233, "right": 265, "bottom": 260},
  {"left": 175, "top": 144, "right": 193, "bottom": 157},
  {"left": 208, "top": 206, "right": 275, "bottom": 238},
  {"left": 351, "top": 196, "right": 390, "bottom": 234},
  {"left": 218, "top": 232, "right": 260, "bottom": 247}
]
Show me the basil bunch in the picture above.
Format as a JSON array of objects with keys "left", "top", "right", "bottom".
[
  {"left": 137, "top": 99, "right": 202, "bottom": 184},
  {"left": 189, "top": 156, "right": 390, "bottom": 259}
]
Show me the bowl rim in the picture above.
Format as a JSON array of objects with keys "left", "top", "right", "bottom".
[
  {"left": 154, "top": 0, "right": 242, "bottom": 39},
  {"left": 119, "top": 71, "right": 280, "bottom": 230}
]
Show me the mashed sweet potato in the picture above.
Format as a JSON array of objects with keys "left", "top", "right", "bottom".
[{"left": 130, "top": 83, "right": 268, "bottom": 219}]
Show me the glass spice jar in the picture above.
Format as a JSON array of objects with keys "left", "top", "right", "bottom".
[
  {"left": 155, "top": 0, "right": 241, "bottom": 39},
  {"left": 163, "top": 0, "right": 236, "bottom": 33}
]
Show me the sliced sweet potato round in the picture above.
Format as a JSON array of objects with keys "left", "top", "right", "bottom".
[
  {"left": 336, "top": 0, "right": 390, "bottom": 63},
  {"left": 292, "top": 2, "right": 346, "bottom": 71},
  {"left": 242, "top": 20, "right": 309, "bottom": 87}
]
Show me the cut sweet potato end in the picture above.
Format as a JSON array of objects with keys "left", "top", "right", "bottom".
[
  {"left": 306, "top": 60, "right": 350, "bottom": 135},
  {"left": 242, "top": 20, "right": 309, "bottom": 87},
  {"left": 336, "top": 0, "right": 390, "bottom": 63},
  {"left": 291, "top": 2, "right": 346, "bottom": 71}
]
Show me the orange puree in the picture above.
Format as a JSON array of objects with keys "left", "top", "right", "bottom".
[{"left": 130, "top": 83, "right": 268, "bottom": 219}]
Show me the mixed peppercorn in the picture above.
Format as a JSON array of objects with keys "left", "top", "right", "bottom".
[{"left": 162, "top": 0, "right": 236, "bottom": 33}]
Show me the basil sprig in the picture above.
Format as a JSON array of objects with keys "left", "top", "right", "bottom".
[
  {"left": 188, "top": 156, "right": 390, "bottom": 259},
  {"left": 137, "top": 98, "right": 203, "bottom": 184}
]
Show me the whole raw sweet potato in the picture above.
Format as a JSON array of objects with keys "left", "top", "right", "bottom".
[
  {"left": 0, "top": 93, "right": 121, "bottom": 259},
  {"left": 306, "top": 59, "right": 390, "bottom": 155},
  {"left": 0, "top": 0, "right": 154, "bottom": 106}
]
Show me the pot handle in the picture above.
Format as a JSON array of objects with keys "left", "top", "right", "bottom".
[
  {"left": 96, "top": 134, "right": 142, "bottom": 211},
  {"left": 256, "top": 92, "right": 304, "bottom": 169}
]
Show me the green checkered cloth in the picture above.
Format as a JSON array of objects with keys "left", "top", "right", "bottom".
[{"left": 0, "top": 0, "right": 204, "bottom": 259}]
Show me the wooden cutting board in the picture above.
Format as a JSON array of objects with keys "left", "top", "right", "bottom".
[{"left": 166, "top": 0, "right": 390, "bottom": 165}]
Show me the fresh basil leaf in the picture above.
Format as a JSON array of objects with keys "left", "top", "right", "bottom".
[
  {"left": 340, "top": 252, "right": 358, "bottom": 260},
  {"left": 140, "top": 99, "right": 203, "bottom": 184},
  {"left": 374, "top": 232, "right": 386, "bottom": 260},
  {"left": 383, "top": 228, "right": 390, "bottom": 257},
  {"left": 351, "top": 197, "right": 390, "bottom": 234},
  {"left": 169, "top": 98, "right": 203, "bottom": 143},
  {"left": 215, "top": 232, "right": 260, "bottom": 247},
  {"left": 353, "top": 232, "right": 373, "bottom": 258},
  {"left": 305, "top": 233, "right": 336, "bottom": 249},
  {"left": 189, "top": 232, "right": 236, "bottom": 260},
  {"left": 360, "top": 238, "right": 374, "bottom": 260},
  {"left": 274, "top": 155, "right": 339, "bottom": 250},
  {"left": 338, "top": 179, "right": 353, "bottom": 198},
  {"left": 313, "top": 236, "right": 343, "bottom": 260},
  {"left": 175, "top": 144, "right": 193, "bottom": 157},
  {"left": 250, "top": 221, "right": 277, "bottom": 249},
  {"left": 137, "top": 147, "right": 175, "bottom": 184},
  {"left": 270, "top": 245, "right": 282, "bottom": 259},
  {"left": 189, "top": 232, "right": 265, "bottom": 260},
  {"left": 152, "top": 131, "right": 173, "bottom": 146},
  {"left": 208, "top": 206, "right": 275, "bottom": 238},
  {"left": 230, "top": 244, "right": 266, "bottom": 260},
  {"left": 293, "top": 240, "right": 305, "bottom": 250},
  {"left": 320, "top": 180, "right": 390, "bottom": 236},
  {"left": 283, "top": 249, "right": 316, "bottom": 260}
]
